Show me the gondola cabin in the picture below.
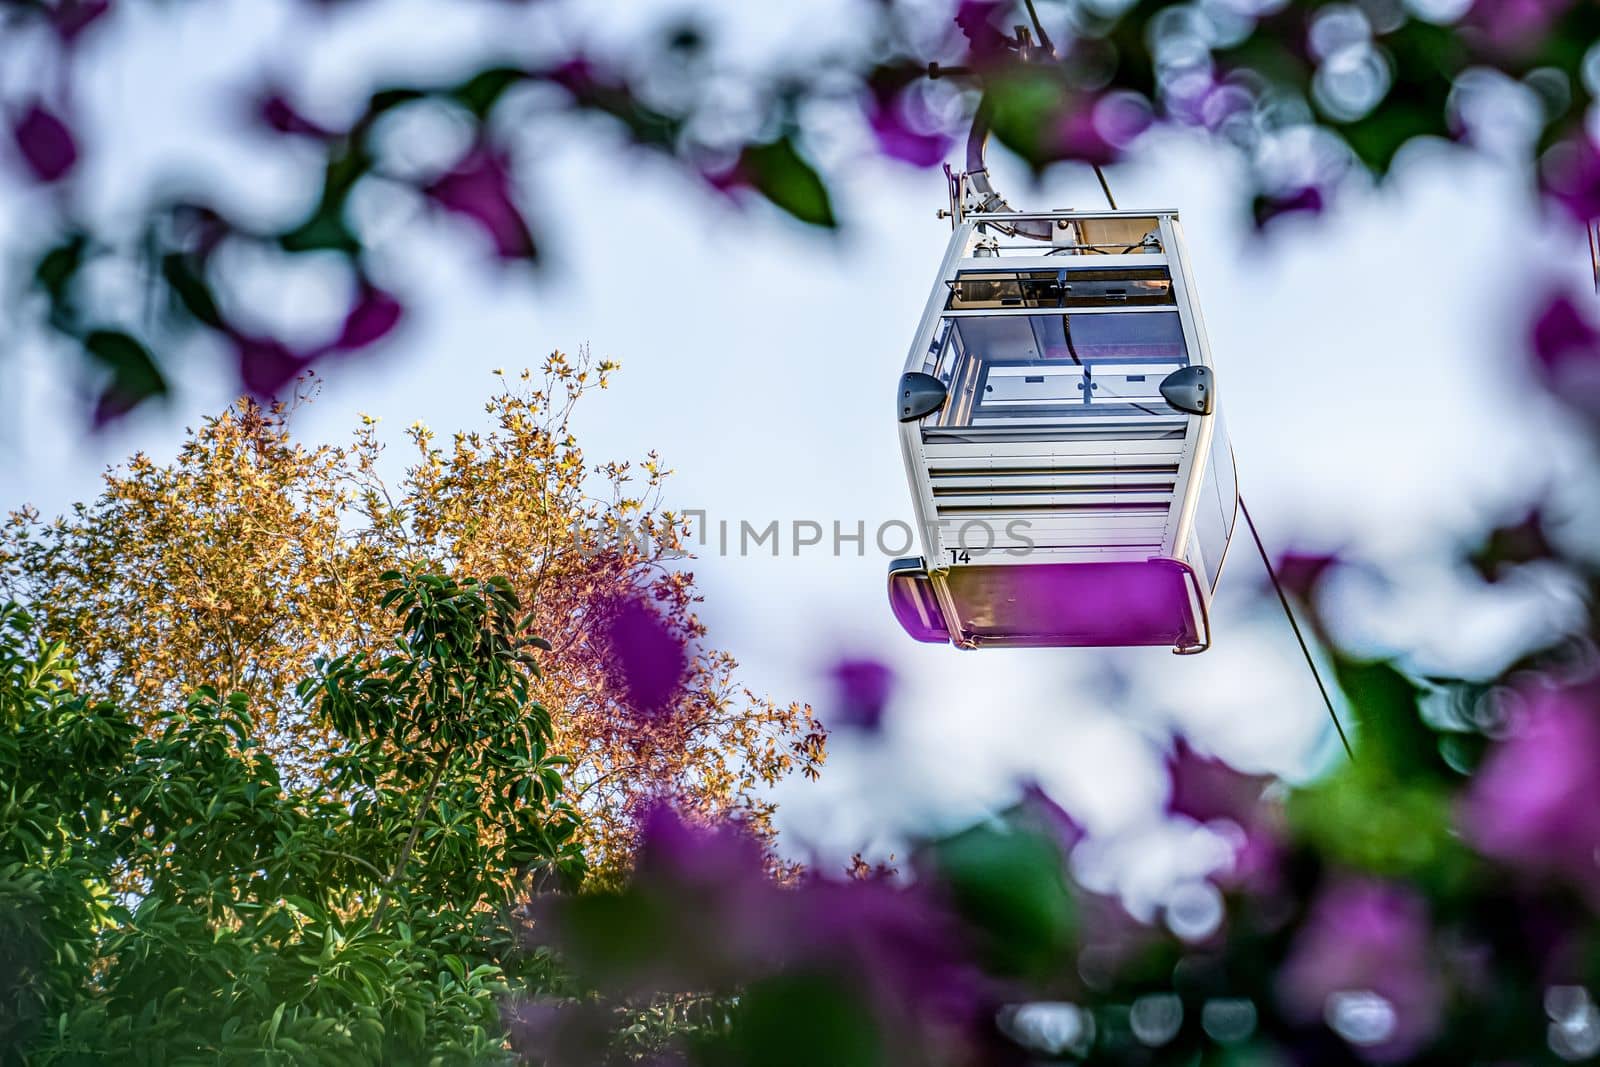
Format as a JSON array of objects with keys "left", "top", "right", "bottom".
[{"left": 889, "top": 209, "right": 1237, "bottom": 653}]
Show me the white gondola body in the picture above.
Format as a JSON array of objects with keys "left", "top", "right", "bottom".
[{"left": 889, "top": 209, "right": 1238, "bottom": 652}]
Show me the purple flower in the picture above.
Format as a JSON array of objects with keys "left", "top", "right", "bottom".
[
  {"left": 46, "top": 0, "right": 110, "bottom": 44},
  {"left": 423, "top": 143, "right": 537, "bottom": 260},
  {"left": 1529, "top": 290, "right": 1600, "bottom": 416},
  {"left": 1016, "top": 781, "right": 1084, "bottom": 853},
  {"left": 1253, "top": 185, "right": 1326, "bottom": 229},
  {"left": 1468, "top": 0, "right": 1575, "bottom": 54},
  {"left": 795, "top": 875, "right": 997, "bottom": 1040},
  {"left": 828, "top": 658, "right": 894, "bottom": 732},
  {"left": 1092, "top": 91, "right": 1154, "bottom": 149},
  {"left": 231, "top": 332, "right": 311, "bottom": 398},
  {"left": 1531, "top": 290, "right": 1600, "bottom": 373},
  {"left": 1542, "top": 133, "right": 1600, "bottom": 223},
  {"left": 1165, "top": 737, "right": 1272, "bottom": 827},
  {"left": 256, "top": 90, "right": 336, "bottom": 140},
  {"left": 865, "top": 87, "right": 954, "bottom": 168},
  {"left": 501, "top": 998, "right": 613, "bottom": 1067},
  {"left": 1075, "top": 889, "right": 1159, "bottom": 981},
  {"left": 1470, "top": 507, "right": 1555, "bottom": 582},
  {"left": 603, "top": 595, "right": 689, "bottom": 720},
  {"left": 332, "top": 284, "right": 403, "bottom": 350},
  {"left": 1278, "top": 879, "right": 1443, "bottom": 1062},
  {"left": 1272, "top": 550, "right": 1341, "bottom": 601},
  {"left": 618, "top": 805, "right": 785, "bottom": 989},
  {"left": 1460, "top": 685, "right": 1600, "bottom": 898},
  {"left": 634, "top": 803, "right": 770, "bottom": 890},
  {"left": 1051, "top": 102, "right": 1119, "bottom": 167},
  {"left": 11, "top": 102, "right": 78, "bottom": 183},
  {"left": 954, "top": 0, "right": 1012, "bottom": 67},
  {"left": 526, "top": 803, "right": 1003, "bottom": 1062}
]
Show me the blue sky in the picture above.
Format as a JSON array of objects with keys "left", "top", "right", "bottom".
[{"left": 3, "top": 0, "right": 1595, "bottom": 909}]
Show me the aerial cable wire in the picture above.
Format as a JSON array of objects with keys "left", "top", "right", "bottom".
[
  {"left": 1083, "top": 149, "right": 1355, "bottom": 761},
  {"left": 1589, "top": 221, "right": 1599, "bottom": 294},
  {"left": 1093, "top": 166, "right": 1118, "bottom": 210},
  {"left": 1239, "top": 498, "right": 1355, "bottom": 762}
]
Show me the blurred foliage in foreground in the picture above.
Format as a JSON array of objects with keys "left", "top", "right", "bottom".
[
  {"left": 508, "top": 540, "right": 1600, "bottom": 1063},
  {"left": 3, "top": 0, "right": 1597, "bottom": 424}
]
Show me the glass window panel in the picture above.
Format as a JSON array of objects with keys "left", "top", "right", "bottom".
[
  {"left": 1058, "top": 269, "right": 1173, "bottom": 307},
  {"left": 1194, "top": 415, "right": 1238, "bottom": 591},
  {"left": 927, "top": 312, "right": 1191, "bottom": 428},
  {"left": 947, "top": 268, "right": 1174, "bottom": 310}
]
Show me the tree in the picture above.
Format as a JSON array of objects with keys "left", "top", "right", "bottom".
[
  {"left": 0, "top": 353, "right": 824, "bottom": 871},
  {"left": 0, "top": 571, "right": 584, "bottom": 1065}
]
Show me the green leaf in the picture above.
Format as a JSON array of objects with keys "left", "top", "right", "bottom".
[
  {"left": 34, "top": 232, "right": 88, "bottom": 327},
  {"left": 160, "top": 253, "right": 224, "bottom": 329},
  {"left": 729, "top": 972, "right": 881, "bottom": 1067},
  {"left": 451, "top": 67, "right": 528, "bottom": 118},
  {"left": 83, "top": 330, "right": 169, "bottom": 415},
  {"left": 930, "top": 823, "right": 1074, "bottom": 978},
  {"left": 739, "top": 136, "right": 836, "bottom": 228}
]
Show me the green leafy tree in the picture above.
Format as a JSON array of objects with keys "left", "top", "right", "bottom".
[{"left": 0, "top": 571, "right": 584, "bottom": 1065}]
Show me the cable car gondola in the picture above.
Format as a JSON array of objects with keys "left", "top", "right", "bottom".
[{"left": 888, "top": 177, "right": 1238, "bottom": 653}]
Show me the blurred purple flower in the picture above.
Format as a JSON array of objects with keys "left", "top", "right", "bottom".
[
  {"left": 1052, "top": 102, "right": 1118, "bottom": 167},
  {"left": 332, "top": 284, "right": 404, "bottom": 350},
  {"left": 1217, "top": 821, "right": 1288, "bottom": 898},
  {"left": 865, "top": 86, "right": 954, "bottom": 168},
  {"left": 1469, "top": 507, "right": 1555, "bottom": 582},
  {"left": 1164, "top": 73, "right": 1252, "bottom": 135},
  {"left": 423, "top": 143, "right": 537, "bottom": 260},
  {"left": 1076, "top": 889, "right": 1159, "bottom": 982},
  {"left": 231, "top": 332, "right": 311, "bottom": 398},
  {"left": 46, "top": 0, "right": 110, "bottom": 44},
  {"left": 10, "top": 102, "right": 78, "bottom": 183},
  {"left": 1092, "top": 91, "right": 1154, "bottom": 149},
  {"left": 1542, "top": 133, "right": 1600, "bottom": 223},
  {"left": 547, "top": 55, "right": 607, "bottom": 99},
  {"left": 1529, "top": 290, "right": 1600, "bottom": 417},
  {"left": 603, "top": 596, "right": 689, "bottom": 720},
  {"left": 526, "top": 803, "right": 1003, "bottom": 1062},
  {"left": 635, "top": 803, "right": 769, "bottom": 889},
  {"left": 502, "top": 998, "right": 613, "bottom": 1067},
  {"left": 797, "top": 875, "right": 997, "bottom": 1038},
  {"left": 1272, "top": 550, "right": 1341, "bottom": 600},
  {"left": 1467, "top": 0, "right": 1575, "bottom": 55},
  {"left": 829, "top": 657, "right": 895, "bottom": 732},
  {"left": 91, "top": 392, "right": 136, "bottom": 429},
  {"left": 1460, "top": 686, "right": 1600, "bottom": 898},
  {"left": 1531, "top": 290, "right": 1600, "bottom": 373},
  {"left": 621, "top": 804, "right": 787, "bottom": 989},
  {"left": 1165, "top": 737, "right": 1272, "bottom": 827},
  {"left": 1253, "top": 185, "right": 1325, "bottom": 229},
  {"left": 256, "top": 91, "right": 336, "bottom": 140},
  {"left": 1278, "top": 879, "right": 1443, "bottom": 1062},
  {"left": 1016, "top": 781, "right": 1085, "bottom": 853},
  {"left": 955, "top": 0, "right": 1011, "bottom": 66}
]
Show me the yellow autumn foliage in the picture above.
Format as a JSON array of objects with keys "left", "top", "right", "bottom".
[{"left": 0, "top": 351, "right": 824, "bottom": 871}]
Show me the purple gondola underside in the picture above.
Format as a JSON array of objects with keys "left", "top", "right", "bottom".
[{"left": 888, "top": 558, "right": 1204, "bottom": 649}]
